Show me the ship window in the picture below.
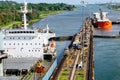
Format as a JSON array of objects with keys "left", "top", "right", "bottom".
[
  {"left": 35, "top": 43, "right": 37, "bottom": 45},
  {"left": 22, "top": 43, "right": 24, "bottom": 45},
  {"left": 24, "top": 37, "right": 26, "bottom": 39},
  {"left": 4, "top": 37, "right": 6, "bottom": 39},
  {"left": 32, "top": 50, "right": 33, "bottom": 52},
  {"left": 35, "top": 50, "right": 37, "bottom": 52},
  {"left": 13, "top": 43, "right": 15, "bottom": 45},
  {"left": 39, "top": 43, "right": 40, "bottom": 45},
  {"left": 9, "top": 43, "right": 11, "bottom": 45},
  {"left": 38, "top": 50, "right": 40, "bottom": 52},
  {"left": 30, "top": 43, "right": 32, "bottom": 45},
  {"left": 4, "top": 43, "right": 6, "bottom": 45},
  {"left": 18, "top": 43, "right": 19, "bottom": 45},
  {"left": 30, "top": 31, "right": 33, "bottom": 33},
  {"left": 26, "top": 43, "right": 28, "bottom": 45},
  {"left": 10, "top": 37, "right": 12, "bottom": 39},
  {"left": 7, "top": 50, "right": 8, "bottom": 52},
  {"left": 39, "top": 37, "right": 40, "bottom": 39},
  {"left": 18, "top": 37, "right": 20, "bottom": 39},
  {"left": 29, "top": 50, "right": 30, "bottom": 52},
  {"left": 10, "top": 31, "right": 13, "bottom": 34}
]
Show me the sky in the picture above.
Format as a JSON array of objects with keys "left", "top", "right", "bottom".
[{"left": 2, "top": 0, "right": 120, "bottom": 4}]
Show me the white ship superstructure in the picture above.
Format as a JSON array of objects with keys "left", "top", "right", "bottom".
[{"left": 1, "top": 1, "right": 56, "bottom": 58}]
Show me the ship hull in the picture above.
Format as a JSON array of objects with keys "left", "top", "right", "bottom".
[{"left": 93, "top": 21, "right": 112, "bottom": 30}]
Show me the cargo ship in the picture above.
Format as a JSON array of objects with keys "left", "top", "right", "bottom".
[
  {"left": 1, "top": 2, "right": 56, "bottom": 58},
  {"left": 92, "top": 9, "right": 112, "bottom": 30},
  {"left": 0, "top": 1, "right": 57, "bottom": 80}
]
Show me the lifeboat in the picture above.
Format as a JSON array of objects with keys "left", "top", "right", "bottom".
[
  {"left": 50, "top": 40, "right": 56, "bottom": 48},
  {"left": 49, "top": 40, "right": 56, "bottom": 57}
]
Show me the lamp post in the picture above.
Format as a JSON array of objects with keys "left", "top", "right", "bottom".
[{"left": 81, "top": 0, "right": 86, "bottom": 67}]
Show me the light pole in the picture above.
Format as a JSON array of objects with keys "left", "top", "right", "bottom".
[{"left": 81, "top": 0, "right": 86, "bottom": 67}]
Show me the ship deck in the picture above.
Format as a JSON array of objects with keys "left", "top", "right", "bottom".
[
  {"left": 0, "top": 58, "right": 38, "bottom": 80},
  {"left": 0, "top": 57, "right": 56, "bottom": 80},
  {"left": 22, "top": 58, "right": 56, "bottom": 80}
]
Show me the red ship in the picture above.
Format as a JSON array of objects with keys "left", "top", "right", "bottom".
[{"left": 93, "top": 9, "right": 112, "bottom": 30}]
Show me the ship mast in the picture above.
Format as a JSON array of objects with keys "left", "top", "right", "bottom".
[
  {"left": 21, "top": 1, "right": 28, "bottom": 29},
  {"left": 81, "top": 0, "right": 86, "bottom": 7},
  {"left": 99, "top": 9, "right": 103, "bottom": 20}
]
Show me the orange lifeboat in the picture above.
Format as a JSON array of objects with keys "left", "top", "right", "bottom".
[{"left": 50, "top": 40, "right": 56, "bottom": 48}]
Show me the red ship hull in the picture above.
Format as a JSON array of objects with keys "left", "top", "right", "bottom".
[{"left": 93, "top": 21, "right": 112, "bottom": 30}]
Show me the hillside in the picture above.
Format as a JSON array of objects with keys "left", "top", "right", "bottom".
[{"left": 0, "top": 1, "right": 76, "bottom": 28}]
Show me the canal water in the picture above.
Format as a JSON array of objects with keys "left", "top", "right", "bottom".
[
  {"left": 1, "top": 4, "right": 120, "bottom": 80},
  {"left": 30, "top": 4, "right": 120, "bottom": 80}
]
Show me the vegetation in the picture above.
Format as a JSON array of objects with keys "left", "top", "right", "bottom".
[
  {"left": 0, "top": 1, "right": 76, "bottom": 28},
  {"left": 59, "top": 69, "right": 70, "bottom": 80},
  {"left": 107, "top": 4, "right": 120, "bottom": 10},
  {"left": 75, "top": 75, "right": 84, "bottom": 80},
  {"left": 25, "top": 72, "right": 34, "bottom": 80},
  {"left": 75, "top": 70, "right": 84, "bottom": 80}
]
